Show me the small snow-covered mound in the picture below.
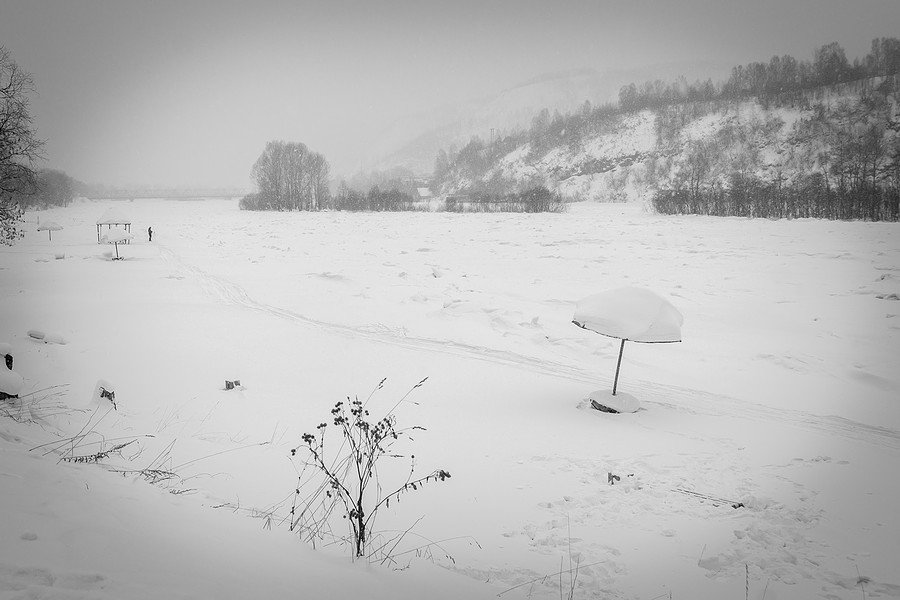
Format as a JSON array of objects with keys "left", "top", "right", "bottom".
[
  {"left": 0, "top": 369, "right": 24, "bottom": 397},
  {"left": 573, "top": 286, "right": 683, "bottom": 342},
  {"left": 587, "top": 389, "right": 641, "bottom": 413},
  {"left": 0, "top": 342, "right": 22, "bottom": 397},
  {"left": 26, "top": 330, "right": 67, "bottom": 345},
  {"left": 91, "top": 379, "right": 117, "bottom": 409}
]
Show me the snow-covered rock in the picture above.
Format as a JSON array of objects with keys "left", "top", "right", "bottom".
[
  {"left": 26, "top": 330, "right": 67, "bottom": 344},
  {"left": 0, "top": 368, "right": 24, "bottom": 397}
]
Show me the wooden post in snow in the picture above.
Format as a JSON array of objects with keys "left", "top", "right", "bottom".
[{"left": 612, "top": 338, "right": 626, "bottom": 396}]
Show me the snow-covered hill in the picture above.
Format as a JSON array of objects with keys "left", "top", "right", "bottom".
[
  {"left": 440, "top": 77, "right": 900, "bottom": 204},
  {"left": 362, "top": 61, "right": 730, "bottom": 176}
]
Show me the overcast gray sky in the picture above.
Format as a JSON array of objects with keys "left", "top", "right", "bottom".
[{"left": 1, "top": 0, "right": 898, "bottom": 189}]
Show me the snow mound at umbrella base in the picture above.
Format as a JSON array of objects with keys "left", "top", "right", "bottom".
[{"left": 587, "top": 389, "right": 641, "bottom": 413}]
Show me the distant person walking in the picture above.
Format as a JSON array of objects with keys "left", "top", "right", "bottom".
[{"left": 148, "top": 226, "right": 153, "bottom": 242}]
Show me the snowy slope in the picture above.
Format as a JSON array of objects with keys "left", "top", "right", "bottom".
[
  {"left": 446, "top": 78, "right": 900, "bottom": 203},
  {"left": 2, "top": 199, "right": 899, "bottom": 599},
  {"left": 364, "top": 62, "right": 730, "bottom": 176}
]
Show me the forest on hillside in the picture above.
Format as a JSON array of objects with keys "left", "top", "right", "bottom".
[{"left": 434, "top": 38, "right": 900, "bottom": 221}]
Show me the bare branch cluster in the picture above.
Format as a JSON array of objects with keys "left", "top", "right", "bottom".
[
  {"left": 242, "top": 140, "right": 330, "bottom": 211},
  {"left": 289, "top": 377, "right": 450, "bottom": 559},
  {"left": 0, "top": 46, "right": 44, "bottom": 244}
]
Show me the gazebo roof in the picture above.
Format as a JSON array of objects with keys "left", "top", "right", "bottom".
[{"left": 97, "top": 208, "right": 132, "bottom": 225}]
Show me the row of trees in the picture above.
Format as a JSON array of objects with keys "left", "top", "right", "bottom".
[
  {"left": 618, "top": 40, "right": 900, "bottom": 112},
  {"left": 721, "top": 38, "right": 900, "bottom": 99},
  {"left": 344, "top": 166, "right": 422, "bottom": 199},
  {"left": 243, "top": 174, "right": 425, "bottom": 213},
  {"left": 446, "top": 186, "right": 565, "bottom": 213},
  {"left": 652, "top": 174, "right": 899, "bottom": 221},
  {"left": 331, "top": 184, "right": 419, "bottom": 212},
  {"left": 618, "top": 38, "right": 900, "bottom": 114}
]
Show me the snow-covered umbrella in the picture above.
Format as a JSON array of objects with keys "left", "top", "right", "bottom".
[
  {"left": 37, "top": 221, "right": 63, "bottom": 241},
  {"left": 101, "top": 229, "right": 134, "bottom": 260},
  {"left": 573, "top": 287, "right": 683, "bottom": 411}
]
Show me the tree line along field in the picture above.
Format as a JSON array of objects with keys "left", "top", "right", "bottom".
[
  {"left": 652, "top": 172, "right": 900, "bottom": 221},
  {"left": 4, "top": 40, "right": 900, "bottom": 246}
]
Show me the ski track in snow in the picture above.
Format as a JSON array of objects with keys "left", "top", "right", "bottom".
[
  {"left": 159, "top": 244, "right": 900, "bottom": 456},
  {"left": 5, "top": 202, "right": 899, "bottom": 600},
  {"left": 154, "top": 238, "right": 900, "bottom": 599}
]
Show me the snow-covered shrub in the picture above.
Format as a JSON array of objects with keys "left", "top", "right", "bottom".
[
  {"left": 239, "top": 193, "right": 263, "bottom": 211},
  {"left": 445, "top": 185, "right": 566, "bottom": 213}
]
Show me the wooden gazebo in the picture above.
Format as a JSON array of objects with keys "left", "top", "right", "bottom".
[{"left": 96, "top": 208, "right": 132, "bottom": 244}]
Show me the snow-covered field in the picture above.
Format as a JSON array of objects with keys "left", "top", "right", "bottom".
[{"left": 1, "top": 198, "right": 899, "bottom": 599}]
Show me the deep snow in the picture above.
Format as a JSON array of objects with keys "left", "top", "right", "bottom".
[{"left": 1, "top": 198, "right": 898, "bottom": 599}]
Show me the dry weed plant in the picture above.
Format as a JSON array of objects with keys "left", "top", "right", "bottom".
[{"left": 289, "top": 377, "right": 451, "bottom": 560}]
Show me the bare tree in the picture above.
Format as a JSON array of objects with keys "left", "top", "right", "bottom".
[
  {"left": 249, "top": 141, "right": 329, "bottom": 212},
  {"left": 814, "top": 42, "right": 850, "bottom": 85},
  {"left": 1, "top": 47, "right": 43, "bottom": 244},
  {"left": 307, "top": 152, "right": 330, "bottom": 210},
  {"left": 677, "top": 140, "right": 715, "bottom": 207}
]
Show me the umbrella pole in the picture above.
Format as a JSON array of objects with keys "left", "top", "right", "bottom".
[
  {"left": 612, "top": 339, "right": 626, "bottom": 396},
  {"left": 114, "top": 242, "right": 119, "bottom": 259}
]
